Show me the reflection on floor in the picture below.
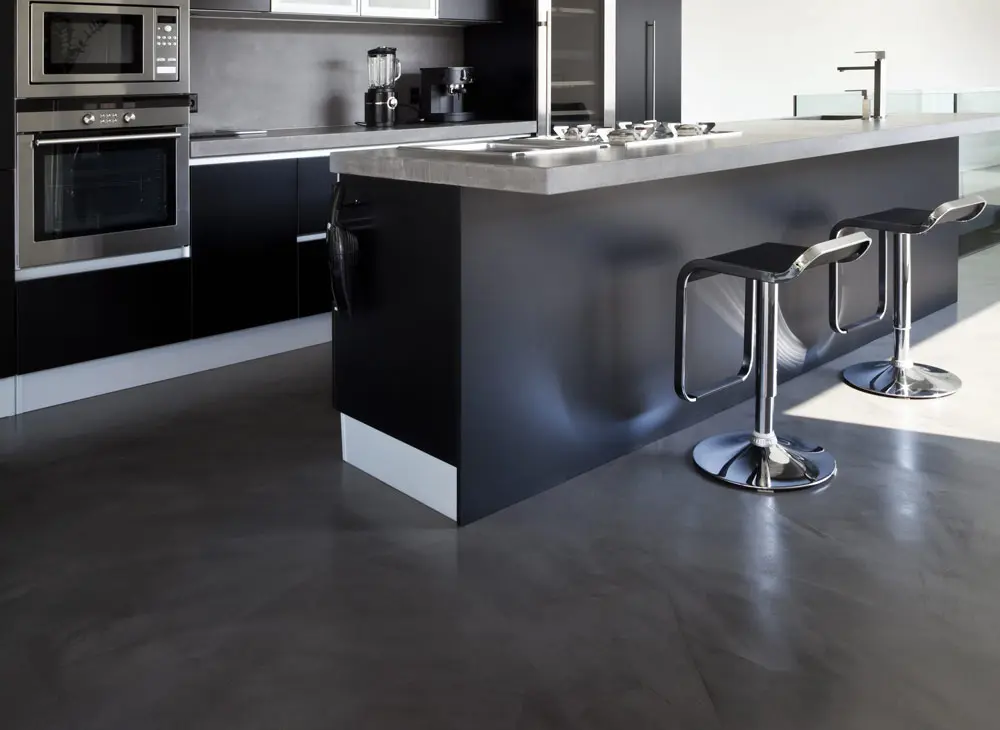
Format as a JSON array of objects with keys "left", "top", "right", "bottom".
[{"left": 3, "top": 249, "right": 1000, "bottom": 729}]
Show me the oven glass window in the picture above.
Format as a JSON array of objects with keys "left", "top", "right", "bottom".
[
  {"left": 43, "top": 12, "right": 144, "bottom": 75},
  {"left": 35, "top": 134, "right": 176, "bottom": 241}
]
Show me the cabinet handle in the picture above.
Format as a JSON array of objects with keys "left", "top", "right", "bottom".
[{"left": 645, "top": 21, "right": 657, "bottom": 120}]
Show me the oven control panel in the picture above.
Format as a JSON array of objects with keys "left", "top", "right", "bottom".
[
  {"left": 77, "top": 110, "right": 141, "bottom": 129},
  {"left": 155, "top": 11, "right": 181, "bottom": 81}
]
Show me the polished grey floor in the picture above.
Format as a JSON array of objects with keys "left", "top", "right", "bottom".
[{"left": 4, "top": 249, "right": 1000, "bottom": 729}]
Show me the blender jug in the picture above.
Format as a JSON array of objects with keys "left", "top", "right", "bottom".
[{"left": 368, "top": 47, "right": 402, "bottom": 89}]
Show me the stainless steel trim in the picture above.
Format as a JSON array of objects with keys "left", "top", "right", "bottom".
[
  {"left": 15, "top": 247, "right": 190, "bottom": 281},
  {"left": 296, "top": 233, "right": 327, "bottom": 243},
  {"left": 16, "top": 126, "right": 190, "bottom": 270},
  {"left": 17, "top": 0, "right": 190, "bottom": 99},
  {"left": 191, "top": 133, "right": 535, "bottom": 166},
  {"left": 35, "top": 131, "right": 182, "bottom": 146},
  {"left": 537, "top": 4, "right": 553, "bottom": 135},
  {"left": 17, "top": 105, "right": 190, "bottom": 133},
  {"left": 603, "top": 0, "right": 616, "bottom": 127},
  {"left": 645, "top": 21, "right": 656, "bottom": 120}
]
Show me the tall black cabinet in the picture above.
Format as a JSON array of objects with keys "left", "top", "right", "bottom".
[{"left": 616, "top": 0, "right": 682, "bottom": 124}]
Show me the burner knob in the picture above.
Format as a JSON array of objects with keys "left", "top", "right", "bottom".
[
  {"left": 124, "top": 112, "right": 136, "bottom": 123},
  {"left": 82, "top": 113, "right": 96, "bottom": 125}
]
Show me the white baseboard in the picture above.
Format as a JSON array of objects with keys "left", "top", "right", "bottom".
[
  {"left": 340, "top": 414, "right": 458, "bottom": 522},
  {"left": 0, "top": 378, "right": 15, "bottom": 419},
  {"left": 15, "top": 314, "right": 332, "bottom": 415}
]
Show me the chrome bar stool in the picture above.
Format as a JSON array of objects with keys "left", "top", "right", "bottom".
[
  {"left": 830, "top": 195, "right": 987, "bottom": 399},
  {"left": 675, "top": 232, "right": 872, "bottom": 491}
]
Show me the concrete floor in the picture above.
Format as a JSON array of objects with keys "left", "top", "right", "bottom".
[{"left": 2, "top": 247, "right": 1000, "bottom": 729}]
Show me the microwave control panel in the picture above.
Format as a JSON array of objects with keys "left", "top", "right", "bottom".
[{"left": 155, "top": 12, "right": 181, "bottom": 81}]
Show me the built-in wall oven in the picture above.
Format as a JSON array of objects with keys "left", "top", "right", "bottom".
[
  {"left": 16, "top": 97, "right": 190, "bottom": 277},
  {"left": 16, "top": 0, "right": 189, "bottom": 99}
]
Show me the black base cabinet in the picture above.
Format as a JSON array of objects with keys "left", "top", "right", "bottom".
[
  {"left": 297, "top": 158, "right": 336, "bottom": 318},
  {"left": 191, "top": 160, "right": 299, "bottom": 338},
  {"left": 16, "top": 260, "right": 192, "bottom": 375},
  {"left": 0, "top": 171, "right": 15, "bottom": 379}
]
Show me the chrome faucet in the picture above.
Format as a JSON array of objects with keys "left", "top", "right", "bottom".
[{"left": 837, "top": 50, "right": 886, "bottom": 119}]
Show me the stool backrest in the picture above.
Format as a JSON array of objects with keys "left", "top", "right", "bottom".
[
  {"left": 926, "top": 195, "right": 988, "bottom": 229},
  {"left": 780, "top": 231, "right": 871, "bottom": 281}
]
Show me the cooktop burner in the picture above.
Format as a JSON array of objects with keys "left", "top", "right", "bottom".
[{"left": 551, "top": 120, "right": 741, "bottom": 147}]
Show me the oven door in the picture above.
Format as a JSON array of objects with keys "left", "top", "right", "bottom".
[
  {"left": 19, "top": 1, "right": 186, "bottom": 98},
  {"left": 17, "top": 127, "right": 190, "bottom": 272}
]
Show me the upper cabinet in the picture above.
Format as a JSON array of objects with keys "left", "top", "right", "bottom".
[
  {"left": 270, "top": 0, "right": 360, "bottom": 14},
  {"left": 191, "top": 0, "right": 271, "bottom": 10},
  {"left": 268, "top": 0, "right": 435, "bottom": 16},
  {"left": 616, "top": 0, "right": 681, "bottom": 124},
  {"left": 437, "top": 0, "right": 495, "bottom": 21},
  {"left": 361, "top": 0, "right": 436, "bottom": 18}
]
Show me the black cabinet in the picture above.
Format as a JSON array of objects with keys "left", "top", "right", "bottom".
[
  {"left": 616, "top": 0, "right": 681, "bottom": 124},
  {"left": 190, "top": 160, "right": 298, "bottom": 338},
  {"left": 0, "top": 172, "right": 15, "bottom": 378},
  {"left": 296, "top": 158, "right": 334, "bottom": 318},
  {"left": 439, "top": 0, "right": 498, "bottom": 21},
  {"left": 16, "top": 260, "right": 192, "bottom": 374},
  {"left": 190, "top": 0, "right": 270, "bottom": 11},
  {"left": 297, "top": 157, "right": 335, "bottom": 237}
]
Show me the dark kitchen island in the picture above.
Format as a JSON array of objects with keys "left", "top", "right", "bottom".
[{"left": 330, "top": 114, "right": 1000, "bottom": 524}]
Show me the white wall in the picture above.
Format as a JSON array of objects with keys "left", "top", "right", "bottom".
[{"left": 682, "top": 0, "right": 1000, "bottom": 121}]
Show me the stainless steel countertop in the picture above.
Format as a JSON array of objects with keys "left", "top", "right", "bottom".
[
  {"left": 329, "top": 114, "right": 1000, "bottom": 195},
  {"left": 190, "top": 120, "right": 539, "bottom": 159}
]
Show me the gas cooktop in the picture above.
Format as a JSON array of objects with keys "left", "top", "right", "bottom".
[{"left": 550, "top": 120, "right": 742, "bottom": 148}]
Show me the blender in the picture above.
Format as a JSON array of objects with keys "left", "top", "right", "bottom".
[{"left": 365, "top": 47, "right": 402, "bottom": 128}]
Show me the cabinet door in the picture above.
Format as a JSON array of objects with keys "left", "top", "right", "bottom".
[
  {"left": 16, "top": 260, "right": 192, "bottom": 374},
  {"left": 270, "top": 0, "right": 359, "bottom": 14},
  {"left": 191, "top": 160, "right": 298, "bottom": 338},
  {"left": 0, "top": 172, "right": 16, "bottom": 379},
  {"left": 297, "top": 158, "right": 334, "bottom": 318},
  {"left": 361, "top": 0, "right": 435, "bottom": 18},
  {"left": 437, "top": 0, "right": 496, "bottom": 21},
  {"left": 547, "top": 0, "right": 613, "bottom": 132},
  {"left": 616, "top": 0, "right": 681, "bottom": 124},
  {"left": 191, "top": 0, "right": 270, "bottom": 10}
]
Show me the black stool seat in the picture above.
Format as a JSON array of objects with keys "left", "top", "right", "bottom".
[
  {"left": 683, "top": 237, "right": 871, "bottom": 285},
  {"left": 833, "top": 207, "right": 933, "bottom": 235}
]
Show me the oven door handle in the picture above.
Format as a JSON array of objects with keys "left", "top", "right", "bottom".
[{"left": 34, "top": 131, "right": 183, "bottom": 147}]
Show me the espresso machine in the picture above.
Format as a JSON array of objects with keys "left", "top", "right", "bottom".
[
  {"left": 365, "top": 47, "right": 402, "bottom": 128},
  {"left": 419, "top": 67, "right": 475, "bottom": 123}
]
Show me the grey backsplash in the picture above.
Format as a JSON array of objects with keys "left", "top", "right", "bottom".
[{"left": 190, "top": 18, "right": 464, "bottom": 132}]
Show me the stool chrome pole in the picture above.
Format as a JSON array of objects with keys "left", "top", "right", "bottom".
[
  {"left": 842, "top": 232, "right": 962, "bottom": 399},
  {"left": 692, "top": 282, "right": 837, "bottom": 491}
]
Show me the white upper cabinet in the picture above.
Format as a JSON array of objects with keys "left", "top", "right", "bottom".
[
  {"left": 361, "top": 0, "right": 436, "bottom": 18},
  {"left": 271, "top": 0, "right": 360, "bottom": 15}
]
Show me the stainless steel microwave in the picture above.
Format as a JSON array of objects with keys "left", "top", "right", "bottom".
[{"left": 16, "top": 0, "right": 189, "bottom": 99}]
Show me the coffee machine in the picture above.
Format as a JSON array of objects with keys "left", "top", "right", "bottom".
[
  {"left": 365, "top": 47, "right": 402, "bottom": 128},
  {"left": 419, "top": 67, "right": 475, "bottom": 123}
]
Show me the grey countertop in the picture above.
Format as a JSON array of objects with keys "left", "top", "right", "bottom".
[
  {"left": 329, "top": 113, "right": 1000, "bottom": 195},
  {"left": 190, "top": 120, "right": 538, "bottom": 159}
]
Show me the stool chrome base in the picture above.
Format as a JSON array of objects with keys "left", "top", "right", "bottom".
[
  {"left": 691, "top": 432, "right": 837, "bottom": 492},
  {"left": 841, "top": 361, "right": 961, "bottom": 399}
]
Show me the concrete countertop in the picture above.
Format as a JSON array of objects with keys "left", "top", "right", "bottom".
[
  {"left": 329, "top": 113, "right": 1000, "bottom": 195},
  {"left": 190, "top": 120, "right": 538, "bottom": 159}
]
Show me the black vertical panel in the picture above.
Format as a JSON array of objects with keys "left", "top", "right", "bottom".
[
  {"left": 463, "top": 0, "right": 536, "bottom": 122},
  {"left": 17, "top": 260, "right": 192, "bottom": 374},
  {"left": 334, "top": 176, "right": 460, "bottom": 467},
  {"left": 0, "top": 171, "right": 15, "bottom": 377},
  {"left": 0, "top": 2, "right": 15, "bottom": 171},
  {"left": 191, "top": 160, "right": 298, "bottom": 337},
  {"left": 457, "top": 140, "right": 958, "bottom": 523},
  {"left": 617, "top": 0, "right": 682, "bottom": 124}
]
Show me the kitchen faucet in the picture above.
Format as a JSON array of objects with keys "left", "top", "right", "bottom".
[{"left": 837, "top": 50, "right": 886, "bottom": 119}]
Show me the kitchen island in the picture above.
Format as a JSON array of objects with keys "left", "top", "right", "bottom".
[{"left": 331, "top": 114, "right": 1000, "bottom": 524}]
